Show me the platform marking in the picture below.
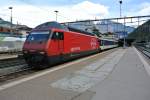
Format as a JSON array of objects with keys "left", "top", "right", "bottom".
[
  {"left": 51, "top": 49, "right": 126, "bottom": 92},
  {"left": 0, "top": 50, "right": 115, "bottom": 91},
  {"left": 134, "top": 47, "right": 150, "bottom": 76}
]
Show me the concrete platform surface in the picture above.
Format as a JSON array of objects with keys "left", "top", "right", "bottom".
[
  {"left": 90, "top": 47, "right": 150, "bottom": 100},
  {"left": 0, "top": 54, "right": 18, "bottom": 60},
  {"left": 0, "top": 47, "right": 150, "bottom": 100}
]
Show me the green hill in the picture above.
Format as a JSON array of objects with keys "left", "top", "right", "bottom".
[{"left": 128, "top": 20, "right": 150, "bottom": 42}]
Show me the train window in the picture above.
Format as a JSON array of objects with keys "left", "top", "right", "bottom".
[
  {"left": 51, "top": 32, "right": 57, "bottom": 39},
  {"left": 101, "top": 40, "right": 103, "bottom": 45},
  {"left": 52, "top": 32, "right": 64, "bottom": 40},
  {"left": 27, "top": 31, "right": 50, "bottom": 41},
  {"left": 60, "top": 32, "right": 64, "bottom": 40}
]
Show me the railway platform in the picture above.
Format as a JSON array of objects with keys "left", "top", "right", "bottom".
[
  {"left": 0, "top": 54, "right": 18, "bottom": 60},
  {"left": 0, "top": 47, "right": 150, "bottom": 100},
  {"left": 0, "top": 50, "right": 22, "bottom": 60}
]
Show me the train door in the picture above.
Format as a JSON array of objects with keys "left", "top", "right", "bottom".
[
  {"left": 51, "top": 31, "right": 64, "bottom": 61},
  {"left": 101, "top": 40, "right": 104, "bottom": 50},
  {"left": 57, "top": 32, "right": 64, "bottom": 54}
]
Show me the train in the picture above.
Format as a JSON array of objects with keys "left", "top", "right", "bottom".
[
  {"left": 0, "top": 34, "right": 26, "bottom": 53},
  {"left": 23, "top": 21, "right": 118, "bottom": 69},
  {"left": 100, "top": 38, "right": 118, "bottom": 50}
]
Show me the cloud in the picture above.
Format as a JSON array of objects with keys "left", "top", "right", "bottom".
[
  {"left": 138, "top": 2, "right": 150, "bottom": 15},
  {"left": 125, "top": 2, "right": 150, "bottom": 16},
  {"left": 119, "top": 2, "right": 150, "bottom": 27},
  {"left": 0, "top": 1, "right": 109, "bottom": 27},
  {"left": 72, "top": 1, "right": 108, "bottom": 16}
]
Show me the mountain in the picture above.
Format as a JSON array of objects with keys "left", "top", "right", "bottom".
[
  {"left": 66, "top": 21, "right": 95, "bottom": 33},
  {"left": 128, "top": 20, "right": 150, "bottom": 42},
  {"left": 0, "top": 18, "right": 13, "bottom": 28},
  {"left": 0, "top": 17, "right": 32, "bottom": 35},
  {"left": 96, "top": 20, "right": 135, "bottom": 39},
  {"left": 65, "top": 20, "right": 135, "bottom": 39},
  {"left": 0, "top": 17, "right": 31, "bottom": 29},
  {"left": 0, "top": 18, "right": 3, "bottom": 20}
]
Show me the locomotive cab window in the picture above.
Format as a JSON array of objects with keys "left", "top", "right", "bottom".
[
  {"left": 52, "top": 32, "right": 64, "bottom": 40},
  {"left": 26, "top": 31, "right": 50, "bottom": 42}
]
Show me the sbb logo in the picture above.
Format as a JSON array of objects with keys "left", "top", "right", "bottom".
[{"left": 91, "top": 38, "right": 97, "bottom": 49}]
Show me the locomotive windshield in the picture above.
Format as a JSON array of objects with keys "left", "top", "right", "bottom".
[{"left": 27, "top": 31, "right": 50, "bottom": 41}]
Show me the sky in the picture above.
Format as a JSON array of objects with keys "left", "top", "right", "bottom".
[{"left": 0, "top": 0, "right": 149, "bottom": 27}]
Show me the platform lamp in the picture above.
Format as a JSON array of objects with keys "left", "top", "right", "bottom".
[
  {"left": 54, "top": 10, "right": 59, "bottom": 22},
  {"left": 119, "top": 0, "right": 122, "bottom": 18},
  {"left": 9, "top": 7, "right": 13, "bottom": 34}
]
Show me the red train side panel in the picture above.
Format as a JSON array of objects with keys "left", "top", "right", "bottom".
[
  {"left": 46, "top": 29, "right": 99, "bottom": 56},
  {"left": 63, "top": 31, "right": 99, "bottom": 54}
]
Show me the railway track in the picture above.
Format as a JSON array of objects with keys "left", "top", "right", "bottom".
[
  {"left": 135, "top": 45, "right": 150, "bottom": 58},
  {"left": 0, "top": 51, "right": 23, "bottom": 60},
  {"left": 0, "top": 57, "right": 30, "bottom": 77},
  {"left": 0, "top": 51, "right": 22, "bottom": 55},
  {"left": 0, "top": 48, "right": 118, "bottom": 84},
  {"left": 0, "top": 57, "right": 34, "bottom": 84}
]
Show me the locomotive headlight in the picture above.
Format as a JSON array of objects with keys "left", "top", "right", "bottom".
[
  {"left": 23, "top": 50, "right": 28, "bottom": 54},
  {"left": 39, "top": 52, "right": 45, "bottom": 54}
]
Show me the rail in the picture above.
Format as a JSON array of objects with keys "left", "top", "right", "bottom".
[
  {"left": 0, "top": 57, "right": 30, "bottom": 77},
  {"left": 135, "top": 45, "right": 150, "bottom": 58}
]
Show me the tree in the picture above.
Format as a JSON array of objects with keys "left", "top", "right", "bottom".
[{"left": 92, "top": 26, "right": 101, "bottom": 37}]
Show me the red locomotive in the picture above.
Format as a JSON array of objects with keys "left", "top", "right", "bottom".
[{"left": 23, "top": 22, "right": 100, "bottom": 68}]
